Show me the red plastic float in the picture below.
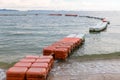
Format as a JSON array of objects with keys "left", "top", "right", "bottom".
[
  {"left": 49, "top": 14, "right": 62, "bottom": 16},
  {"left": 65, "top": 14, "right": 78, "bottom": 17},
  {"left": 25, "top": 55, "right": 40, "bottom": 59},
  {"left": 26, "top": 68, "right": 47, "bottom": 80},
  {"left": 6, "top": 67, "right": 28, "bottom": 80},
  {"left": 14, "top": 62, "right": 32, "bottom": 69},
  {"left": 6, "top": 55, "right": 54, "bottom": 80},
  {"left": 19, "top": 58, "right": 36, "bottom": 63}
]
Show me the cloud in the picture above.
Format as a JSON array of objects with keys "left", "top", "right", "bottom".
[
  {"left": 0, "top": 0, "right": 51, "bottom": 10},
  {"left": 0, "top": 0, "right": 120, "bottom": 10}
]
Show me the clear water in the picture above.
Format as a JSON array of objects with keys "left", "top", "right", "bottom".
[{"left": 0, "top": 11, "right": 120, "bottom": 62}]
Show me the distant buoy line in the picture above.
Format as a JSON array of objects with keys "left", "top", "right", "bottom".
[{"left": 48, "top": 13, "right": 110, "bottom": 32}]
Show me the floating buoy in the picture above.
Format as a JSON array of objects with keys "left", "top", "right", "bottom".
[
  {"left": 43, "top": 34, "right": 85, "bottom": 60},
  {"left": 6, "top": 67, "right": 28, "bottom": 80},
  {"left": 65, "top": 14, "right": 78, "bottom": 17},
  {"left": 102, "top": 18, "right": 110, "bottom": 24},
  {"left": 89, "top": 22, "right": 108, "bottom": 32},
  {"left": 6, "top": 55, "right": 54, "bottom": 80},
  {"left": 49, "top": 14, "right": 62, "bottom": 16},
  {"left": 102, "top": 18, "right": 107, "bottom": 22},
  {"left": 14, "top": 62, "right": 32, "bottom": 69},
  {"left": 26, "top": 68, "right": 47, "bottom": 80}
]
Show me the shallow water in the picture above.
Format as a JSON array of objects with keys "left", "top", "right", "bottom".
[
  {"left": 48, "top": 59, "right": 120, "bottom": 80},
  {"left": 0, "top": 11, "right": 120, "bottom": 62},
  {"left": 2, "top": 58, "right": 120, "bottom": 80}
]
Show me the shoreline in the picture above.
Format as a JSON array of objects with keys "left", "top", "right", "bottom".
[
  {"left": 1, "top": 52, "right": 120, "bottom": 80},
  {"left": 70, "top": 52, "right": 120, "bottom": 61},
  {"left": 0, "top": 62, "right": 17, "bottom": 70},
  {"left": 0, "top": 52, "right": 120, "bottom": 70},
  {"left": 48, "top": 52, "right": 120, "bottom": 80}
]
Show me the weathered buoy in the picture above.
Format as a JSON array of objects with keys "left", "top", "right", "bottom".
[{"left": 89, "top": 22, "right": 108, "bottom": 32}]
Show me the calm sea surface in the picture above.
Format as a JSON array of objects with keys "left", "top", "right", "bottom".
[{"left": 0, "top": 11, "right": 120, "bottom": 62}]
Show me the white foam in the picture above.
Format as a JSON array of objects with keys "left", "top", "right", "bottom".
[
  {"left": 66, "top": 34, "right": 77, "bottom": 38},
  {"left": 0, "top": 69, "right": 6, "bottom": 80},
  {"left": 66, "top": 33, "right": 85, "bottom": 40}
]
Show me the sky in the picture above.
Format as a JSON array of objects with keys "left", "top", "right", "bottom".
[{"left": 0, "top": 0, "right": 120, "bottom": 11}]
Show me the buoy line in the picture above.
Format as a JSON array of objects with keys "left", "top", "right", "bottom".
[{"left": 48, "top": 13, "right": 110, "bottom": 32}]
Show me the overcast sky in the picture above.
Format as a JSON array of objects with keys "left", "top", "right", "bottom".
[{"left": 0, "top": 0, "right": 120, "bottom": 11}]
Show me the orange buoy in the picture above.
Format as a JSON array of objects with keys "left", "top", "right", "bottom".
[{"left": 65, "top": 14, "right": 78, "bottom": 17}]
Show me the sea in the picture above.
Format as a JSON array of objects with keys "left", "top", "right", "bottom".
[{"left": 0, "top": 10, "right": 120, "bottom": 62}]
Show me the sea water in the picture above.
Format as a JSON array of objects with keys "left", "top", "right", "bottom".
[{"left": 0, "top": 11, "right": 120, "bottom": 62}]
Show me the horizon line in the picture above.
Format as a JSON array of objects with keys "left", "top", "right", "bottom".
[{"left": 0, "top": 8, "right": 120, "bottom": 12}]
